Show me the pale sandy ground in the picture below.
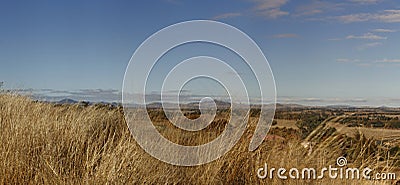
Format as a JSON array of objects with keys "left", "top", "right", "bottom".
[{"left": 271, "top": 119, "right": 299, "bottom": 130}]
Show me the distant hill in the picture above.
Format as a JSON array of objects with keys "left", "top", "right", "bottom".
[
  {"left": 55, "top": 99, "right": 121, "bottom": 107},
  {"left": 57, "top": 98, "right": 78, "bottom": 104},
  {"left": 146, "top": 100, "right": 232, "bottom": 109}
]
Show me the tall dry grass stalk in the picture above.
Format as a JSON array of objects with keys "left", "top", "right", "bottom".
[{"left": 0, "top": 94, "right": 398, "bottom": 184}]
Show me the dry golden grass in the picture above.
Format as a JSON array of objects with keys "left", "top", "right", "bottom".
[
  {"left": 330, "top": 122, "right": 400, "bottom": 140},
  {"left": 272, "top": 119, "right": 299, "bottom": 130},
  {"left": 0, "top": 94, "right": 398, "bottom": 184}
]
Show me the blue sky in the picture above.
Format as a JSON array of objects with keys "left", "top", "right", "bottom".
[{"left": 0, "top": 0, "right": 400, "bottom": 106}]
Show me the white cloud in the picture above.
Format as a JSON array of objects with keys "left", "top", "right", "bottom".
[
  {"left": 337, "top": 58, "right": 400, "bottom": 67},
  {"left": 336, "top": 9, "right": 400, "bottom": 23},
  {"left": 337, "top": 13, "right": 372, "bottom": 23},
  {"left": 336, "top": 58, "right": 360, "bottom": 63},
  {"left": 346, "top": 32, "right": 387, "bottom": 40},
  {"left": 372, "top": 28, "right": 397, "bottom": 33},
  {"left": 356, "top": 63, "right": 372, "bottom": 67},
  {"left": 349, "top": 0, "right": 382, "bottom": 4},
  {"left": 327, "top": 38, "right": 343, "bottom": 41},
  {"left": 277, "top": 96, "right": 370, "bottom": 106},
  {"left": 295, "top": 1, "right": 342, "bottom": 16},
  {"left": 13, "top": 89, "right": 122, "bottom": 103},
  {"left": 213, "top": 12, "right": 242, "bottom": 20},
  {"left": 378, "top": 10, "right": 400, "bottom": 23},
  {"left": 376, "top": 59, "right": 400, "bottom": 63},
  {"left": 358, "top": 42, "right": 382, "bottom": 50},
  {"left": 251, "top": 0, "right": 289, "bottom": 19},
  {"left": 272, "top": 33, "right": 298, "bottom": 38}
]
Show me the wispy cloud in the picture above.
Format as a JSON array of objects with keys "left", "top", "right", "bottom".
[
  {"left": 327, "top": 38, "right": 343, "bottom": 41},
  {"left": 336, "top": 13, "right": 371, "bottom": 23},
  {"left": 357, "top": 42, "right": 382, "bottom": 50},
  {"left": 349, "top": 0, "right": 382, "bottom": 4},
  {"left": 295, "top": 1, "right": 342, "bottom": 16},
  {"left": 272, "top": 33, "right": 299, "bottom": 38},
  {"left": 212, "top": 12, "right": 242, "bottom": 20},
  {"left": 336, "top": 58, "right": 361, "bottom": 63},
  {"left": 336, "top": 58, "right": 373, "bottom": 67},
  {"left": 337, "top": 58, "right": 400, "bottom": 67},
  {"left": 356, "top": 63, "right": 372, "bottom": 67},
  {"left": 251, "top": 0, "right": 289, "bottom": 19},
  {"left": 336, "top": 9, "right": 400, "bottom": 23},
  {"left": 13, "top": 89, "right": 122, "bottom": 102},
  {"left": 277, "top": 96, "right": 373, "bottom": 106},
  {"left": 346, "top": 32, "right": 387, "bottom": 40},
  {"left": 372, "top": 28, "right": 397, "bottom": 33},
  {"left": 376, "top": 59, "right": 400, "bottom": 63},
  {"left": 379, "top": 10, "right": 400, "bottom": 22},
  {"left": 329, "top": 31, "right": 389, "bottom": 42}
]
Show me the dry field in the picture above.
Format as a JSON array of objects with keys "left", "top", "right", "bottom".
[
  {"left": 272, "top": 119, "right": 298, "bottom": 130},
  {"left": 330, "top": 122, "right": 400, "bottom": 141},
  {"left": 0, "top": 94, "right": 399, "bottom": 184}
]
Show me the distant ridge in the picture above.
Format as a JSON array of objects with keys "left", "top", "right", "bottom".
[
  {"left": 57, "top": 98, "right": 78, "bottom": 104},
  {"left": 145, "top": 100, "right": 232, "bottom": 109},
  {"left": 54, "top": 99, "right": 121, "bottom": 107},
  {"left": 42, "top": 98, "right": 400, "bottom": 111}
]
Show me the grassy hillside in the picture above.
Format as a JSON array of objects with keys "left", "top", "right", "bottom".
[{"left": 0, "top": 94, "right": 398, "bottom": 184}]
